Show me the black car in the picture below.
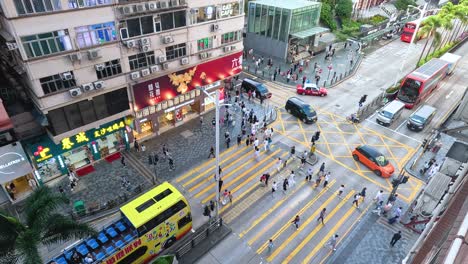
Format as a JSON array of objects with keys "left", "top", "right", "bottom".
[
  {"left": 285, "top": 97, "right": 318, "bottom": 124},
  {"left": 241, "top": 78, "right": 272, "bottom": 99}
]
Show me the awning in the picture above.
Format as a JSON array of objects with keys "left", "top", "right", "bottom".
[{"left": 291, "top": 27, "right": 329, "bottom": 39}]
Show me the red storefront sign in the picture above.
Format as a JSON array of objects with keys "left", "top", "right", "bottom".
[{"left": 133, "top": 52, "right": 243, "bottom": 110}]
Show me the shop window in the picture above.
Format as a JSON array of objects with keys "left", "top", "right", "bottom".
[
  {"left": 14, "top": 0, "right": 62, "bottom": 15},
  {"left": 128, "top": 51, "right": 156, "bottom": 71},
  {"left": 68, "top": 0, "right": 111, "bottom": 8},
  {"left": 75, "top": 22, "right": 117, "bottom": 48},
  {"left": 21, "top": 30, "right": 73, "bottom": 58},
  {"left": 40, "top": 71, "right": 77, "bottom": 95},
  {"left": 197, "top": 37, "right": 213, "bottom": 51},
  {"left": 96, "top": 59, "right": 122, "bottom": 79},
  {"left": 218, "top": 2, "right": 240, "bottom": 18},
  {"left": 191, "top": 6, "right": 216, "bottom": 23},
  {"left": 165, "top": 43, "right": 186, "bottom": 60},
  {"left": 221, "top": 31, "right": 241, "bottom": 45}
]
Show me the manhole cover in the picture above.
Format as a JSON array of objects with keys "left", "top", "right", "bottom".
[
  {"left": 335, "top": 104, "right": 341, "bottom": 108},
  {"left": 180, "top": 130, "right": 194, "bottom": 138}
]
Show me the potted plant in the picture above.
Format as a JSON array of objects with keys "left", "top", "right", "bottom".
[
  {"left": 152, "top": 255, "right": 178, "bottom": 264},
  {"left": 385, "top": 85, "right": 400, "bottom": 101}
]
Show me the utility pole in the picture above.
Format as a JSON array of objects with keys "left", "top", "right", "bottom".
[{"left": 387, "top": 171, "right": 409, "bottom": 204}]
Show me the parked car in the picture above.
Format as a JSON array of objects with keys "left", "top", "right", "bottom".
[
  {"left": 285, "top": 97, "right": 318, "bottom": 124},
  {"left": 352, "top": 145, "right": 395, "bottom": 178},
  {"left": 241, "top": 78, "right": 272, "bottom": 99},
  {"left": 407, "top": 105, "right": 436, "bottom": 132},
  {"left": 296, "top": 83, "right": 328, "bottom": 96}
]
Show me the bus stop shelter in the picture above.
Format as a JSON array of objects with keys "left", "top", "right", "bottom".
[{"left": 245, "top": 0, "right": 328, "bottom": 62}]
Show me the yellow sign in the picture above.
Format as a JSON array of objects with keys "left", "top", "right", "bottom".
[
  {"left": 61, "top": 138, "right": 75, "bottom": 150},
  {"left": 60, "top": 120, "right": 126, "bottom": 150}
]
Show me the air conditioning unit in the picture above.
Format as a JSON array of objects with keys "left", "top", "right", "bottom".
[
  {"left": 180, "top": 57, "right": 189, "bottom": 65},
  {"left": 68, "top": 53, "right": 82, "bottom": 62},
  {"left": 171, "top": 0, "right": 178, "bottom": 7},
  {"left": 140, "top": 37, "right": 151, "bottom": 46},
  {"left": 82, "top": 83, "right": 95, "bottom": 92},
  {"left": 158, "top": 56, "right": 167, "bottom": 63},
  {"left": 148, "top": 2, "right": 158, "bottom": 10},
  {"left": 125, "top": 40, "right": 136, "bottom": 48},
  {"left": 141, "top": 45, "right": 151, "bottom": 52},
  {"left": 223, "top": 46, "right": 231, "bottom": 52},
  {"left": 230, "top": 45, "right": 237, "bottom": 50},
  {"left": 95, "top": 64, "right": 105, "bottom": 71},
  {"left": 69, "top": 88, "right": 83, "bottom": 97},
  {"left": 163, "top": 36, "right": 174, "bottom": 44},
  {"left": 150, "top": 65, "right": 160, "bottom": 73},
  {"left": 162, "top": 62, "right": 169, "bottom": 70},
  {"left": 61, "top": 72, "right": 73, "bottom": 80},
  {"left": 199, "top": 53, "right": 208, "bottom": 59},
  {"left": 130, "top": 71, "right": 141, "bottom": 80},
  {"left": 141, "top": 68, "right": 151, "bottom": 77},
  {"left": 211, "top": 24, "right": 219, "bottom": 32},
  {"left": 87, "top": 49, "right": 100, "bottom": 60},
  {"left": 136, "top": 4, "right": 146, "bottom": 12},
  {"left": 93, "top": 81, "right": 105, "bottom": 89},
  {"left": 122, "top": 6, "right": 133, "bottom": 15},
  {"left": 160, "top": 1, "right": 167, "bottom": 8},
  {"left": 6, "top": 42, "right": 18, "bottom": 51}
]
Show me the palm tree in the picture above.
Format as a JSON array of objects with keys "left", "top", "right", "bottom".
[
  {"left": 426, "top": 14, "right": 453, "bottom": 59},
  {"left": 449, "top": 0, "right": 468, "bottom": 43},
  {"left": 437, "top": 2, "right": 456, "bottom": 49},
  {"left": 0, "top": 186, "right": 96, "bottom": 264},
  {"left": 416, "top": 15, "right": 442, "bottom": 65}
]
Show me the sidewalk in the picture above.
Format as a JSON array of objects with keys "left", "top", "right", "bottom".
[{"left": 243, "top": 42, "right": 362, "bottom": 88}]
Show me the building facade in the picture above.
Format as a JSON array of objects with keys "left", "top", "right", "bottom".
[{"left": 0, "top": 0, "right": 244, "bottom": 184}]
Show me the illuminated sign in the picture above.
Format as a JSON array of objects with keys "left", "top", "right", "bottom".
[
  {"left": 105, "top": 239, "right": 142, "bottom": 264},
  {"left": 0, "top": 143, "right": 34, "bottom": 182},
  {"left": 221, "top": 3, "right": 233, "bottom": 17},
  {"left": 60, "top": 121, "right": 125, "bottom": 151},
  {"left": 33, "top": 145, "right": 52, "bottom": 162}
]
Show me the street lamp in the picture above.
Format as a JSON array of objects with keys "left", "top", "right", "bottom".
[
  {"left": 392, "top": 3, "right": 428, "bottom": 87},
  {"left": 197, "top": 87, "right": 231, "bottom": 222}
]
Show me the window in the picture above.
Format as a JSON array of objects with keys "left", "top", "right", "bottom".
[
  {"left": 96, "top": 59, "right": 122, "bottom": 79},
  {"left": 126, "top": 16, "right": 154, "bottom": 38},
  {"left": 197, "top": 37, "right": 213, "bottom": 51},
  {"left": 14, "top": 0, "right": 61, "bottom": 15},
  {"left": 165, "top": 43, "right": 186, "bottom": 60},
  {"left": 47, "top": 88, "right": 129, "bottom": 136},
  {"left": 177, "top": 213, "right": 192, "bottom": 229},
  {"left": 128, "top": 51, "right": 156, "bottom": 71},
  {"left": 137, "top": 200, "right": 187, "bottom": 235},
  {"left": 191, "top": 6, "right": 216, "bottom": 23},
  {"left": 21, "top": 30, "right": 73, "bottom": 58},
  {"left": 40, "top": 71, "right": 76, "bottom": 95},
  {"left": 122, "top": 11, "right": 186, "bottom": 39},
  {"left": 221, "top": 31, "right": 241, "bottom": 45},
  {"left": 75, "top": 22, "right": 116, "bottom": 48},
  {"left": 68, "top": 0, "right": 111, "bottom": 8}
]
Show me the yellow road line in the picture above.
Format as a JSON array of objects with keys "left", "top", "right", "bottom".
[
  {"left": 279, "top": 191, "right": 356, "bottom": 263},
  {"left": 176, "top": 144, "right": 241, "bottom": 183},
  {"left": 316, "top": 122, "right": 334, "bottom": 159},
  {"left": 256, "top": 187, "right": 339, "bottom": 253},
  {"left": 297, "top": 119, "right": 310, "bottom": 144},
  {"left": 241, "top": 180, "right": 335, "bottom": 239},
  {"left": 278, "top": 110, "right": 286, "bottom": 134},
  {"left": 201, "top": 150, "right": 283, "bottom": 203},
  {"left": 187, "top": 146, "right": 251, "bottom": 191},
  {"left": 318, "top": 203, "right": 372, "bottom": 264}
]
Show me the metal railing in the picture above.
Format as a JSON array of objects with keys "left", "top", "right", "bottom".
[{"left": 175, "top": 218, "right": 224, "bottom": 259}]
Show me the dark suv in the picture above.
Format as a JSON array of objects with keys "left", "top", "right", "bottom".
[
  {"left": 241, "top": 78, "right": 272, "bottom": 99},
  {"left": 285, "top": 97, "right": 318, "bottom": 124}
]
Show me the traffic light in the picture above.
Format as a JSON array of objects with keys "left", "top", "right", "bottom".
[
  {"left": 422, "top": 139, "right": 428, "bottom": 148},
  {"left": 391, "top": 179, "right": 400, "bottom": 188},
  {"left": 315, "top": 131, "right": 321, "bottom": 141},
  {"left": 401, "top": 176, "right": 409, "bottom": 184},
  {"left": 218, "top": 179, "right": 224, "bottom": 192}
]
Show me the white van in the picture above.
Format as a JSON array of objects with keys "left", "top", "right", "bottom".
[{"left": 376, "top": 100, "right": 405, "bottom": 126}]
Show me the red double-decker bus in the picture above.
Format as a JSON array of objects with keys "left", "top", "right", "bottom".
[
  {"left": 397, "top": 59, "right": 448, "bottom": 109},
  {"left": 400, "top": 16, "right": 430, "bottom": 43}
]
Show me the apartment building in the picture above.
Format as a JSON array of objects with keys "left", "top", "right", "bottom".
[{"left": 0, "top": 0, "right": 244, "bottom": 184}]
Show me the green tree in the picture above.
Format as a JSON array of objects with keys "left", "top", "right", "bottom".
[
  {"left": 335, "top": 0, "right": 353, "bottom": 19},
  {"left": 320, "top": 2, "right": 337, "bottom": 30},
  {"left": 417, "top": 16, "right": 442, "bottom": 65},
  {"left": 449, "top": 0, "right": 468, "bottom": 43},
  {"left": 0, "top": 186, "right": 96, "bottom": 264},
  {"left": 394, "top": 0, "right": 417, "bottom": 11}
]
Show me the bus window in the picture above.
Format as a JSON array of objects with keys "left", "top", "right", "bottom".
[
  {"left": 178, "top": 213, "right": 192, "bottom": 229},
  {"left": 399, "top": 79, "right": 421, "bottom": 103},
  {"left": 118, "top": 246, "right": 148, "bottom": 264},
  {"left": 138, "top": 200, "right": 188, "bottom": 235},
  {"left": 154, "top": 189, "right": 173, "bottom": 201}
]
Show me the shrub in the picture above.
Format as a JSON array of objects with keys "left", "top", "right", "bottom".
[
  {"left": 152, "top": 255, "right": 174, "bottom": 264},
  {"left": 320, "top": 3, "right": 337, "bottom": 31},
  {"left": 394, "top": 0, "right": 417, "bottom": 11},
  {"left": 386, "top": 85, "right": 400, "bottom": 94},
  {"left": 336, "top": 0, "right": 353, "bottom": 19}
]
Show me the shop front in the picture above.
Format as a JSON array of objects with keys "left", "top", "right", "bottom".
[
  {"left": 132, "top": 52, "right": 243, "bottom": 139},
  {"left": 0, "top": 142, "right": 37, "bottom": 202},
  {"left": 24, "top": 118, "right": 131, "bottom": 182}
]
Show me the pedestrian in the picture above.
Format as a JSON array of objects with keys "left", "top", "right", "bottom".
[
  {"left": 317, "top": 208, "right": 326, "bottom": 224},
  {"left": 289, "top": 145, "right": 296, "bottom": 159},
  {"left": 331, "top": 48, "right": 335, "bottom": 56},
  {"left": 350, "top": 59, "right": 353, "bottom": 66},
  {"left": 352, "top": 193, "right": 361, "bottom": 208},
  {"left": 248, "top": 90, "right": 252, "bottom": 101},
  {"left": 203, "top": 204, "right": 211, "bottom": 219},
  {"left": 360, "top": 187, "right": 367, "bottom": 202},
  {"left": 254, "top": 138, "right": 259, "bottom": 149},
  {"left": 309, "top": 143, "right": 316, "bottom": 157},
  {"left": 390, "top": 231, "right": 402, "bottom": 247},
  {"left": 289, "top": 171, "right": 296, "bottom": 187},
  {"left": 300, "top": 151, "right": 307, "bottom": 167},
  {"left": 211, "top": 117, "right": 216, "bottom": 129},
  {"left": 329, "top": 44, "right": 332, "bottom": 51},
  {"left": 58, "top": 186, "right": 65, "bottom": 195},
  {"left": 168, "top": 157, "right": 175, "bottom": 171},
  {"left": 120, "top": 155, "right": 126, "bottom": 166},
  {"left": 276, "top": 157, "right": 282, "bottom": 172},
  {"left": 323, "top": 172, "right": 330, "bottom": 188},
  {"left": 326, "top": 234, "right": 339, "bottom": 251},
  {"left": 228, "top": 191, "right": 233, "bottom": 204},
  {"left": 134, "top": 139, "right": 140, "bottom": 152},
  {"left": 382, "top": 202, "right": 393, "bottom": 217},
  {"left": 319, "top": 162, "right": 325, "bottom": 176},
  {"left": 268, "top": 239, "right": 274, "bottom": 253},
  {"left": 344, "top": 42, "right": 348, "bottom": 49},
  {"left": 254, "top": 146, "right": 260, "bottom": 161},
  {"left": 218, "top": 166, "right": 223, "bottom": 178},
  {"left": 210, "top": 200, "right": 215, "bottom": 212},
  {"left": 225, "top": 136, "right": 231, "bottom": 148},
  {"left": 337, "top": 184, "right": 345, "bottom": 196},
  {"left": 283, "top": 178, "right": 289, "bottom": 193},
  {"left": 315, "top": 173, "right": 322, "bottom": 188},
  {"left": 421, "top": 158, "right": 435, "bottom": 174},
  {"left": 286, "top": 73, "right": 291, "bottom": 83},
  {"left": 291, "top": 215, "right": 300, "bottom": 230},
  {"left": 272, "top": 181, "right": 278, "bottom": 195},
  {"left": 208, "top": 146, "right": 215, "bottom": 158},
  {"left": 389, "top": 207, "right": 402, "bottom": 224},
  {"left": 265, "top": 173, "right": 270, "bottom": 186},
  {"left": 306, "top": 167, "right": 313, "bottom": 181},
  {"left": 302, "top": 75, "right": 307, "bottom": 86},
  {"left": 388, "top": 194, "right": 399, "bottom": 205}
]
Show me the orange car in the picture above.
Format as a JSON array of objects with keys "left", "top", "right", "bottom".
[{"left": 352, "top": 145, "right": 395, "bottom": 178}]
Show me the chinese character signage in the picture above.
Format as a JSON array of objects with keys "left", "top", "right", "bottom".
[{"left": 133, "top": 52, "right": 243, "bottom": 110}]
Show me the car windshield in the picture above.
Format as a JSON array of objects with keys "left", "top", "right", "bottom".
[
  {"left": 257, "top": 84, "right": 268, "bottom": 93},
  {"left": 410, "top": 114, "right": 426, "bottom": 124},
  {"left": 398, "top": 78, "right": 421, "bottom": 103},
  {"left": 375, "top": 155, "right": 389, "bottom": 166},
  {"left": 380, "top": 110, "right": 393, "bottom": 119},
  {"left": 303, "top": 105, "right": 316, "bottom": 116}
]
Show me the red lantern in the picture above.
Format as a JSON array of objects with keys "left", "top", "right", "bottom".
[
  {"left": 37, "top": 146, "right": 43, "bottom": 151},
  {"left": 34, "top": 152, "right": 39, "bottom": 156}
]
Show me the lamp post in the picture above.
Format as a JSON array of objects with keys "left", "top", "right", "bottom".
[
  {"left": 197, "top": 87, "right": 231, "bottom": 222},
  {"left": 392, "top": 3, "right": 428, "bottom": 87}
]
